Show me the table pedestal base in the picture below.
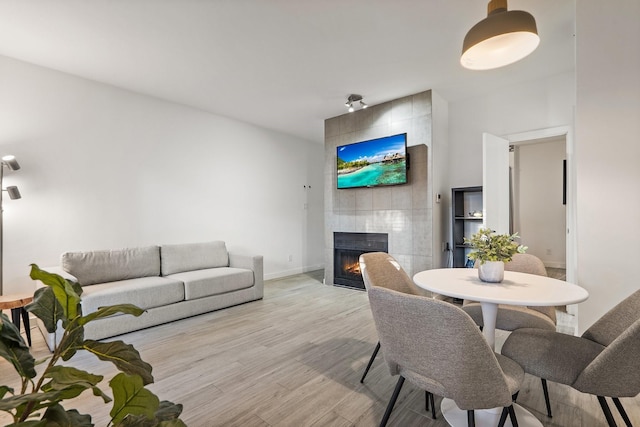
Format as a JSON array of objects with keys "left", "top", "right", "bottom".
[{"left": 441, "top": 398, "right": 542, "bottom": 427}]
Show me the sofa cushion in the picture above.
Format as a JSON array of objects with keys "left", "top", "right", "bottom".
[
  {"left": 167, "top": 267, "right": 254, "bottom": 300},
  {"left": 62, "top": 246, "right": 160, "bottom": 286},
  {"left": 160, "top": 241, "right": 229, "bottom": 276},
  {"left": 80, "top": 276, "right": 185, "bottom": 315}
]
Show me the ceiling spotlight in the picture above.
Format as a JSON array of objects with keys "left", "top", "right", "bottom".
[
  {"left": 461, "top": 0, "right": 539, "bottom": 70},
  {"left": 345, "top": 94, "right": 366, "bottom": 113}
]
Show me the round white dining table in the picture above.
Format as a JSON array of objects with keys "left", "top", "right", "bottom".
[
  {"left": 412, "top": 267, "right": 589, "bottom": 427},
  {"left": 413, "top": 268, "right": 589, "bottom": 349}
]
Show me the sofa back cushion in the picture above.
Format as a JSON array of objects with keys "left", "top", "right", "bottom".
[
  {"left": 161, "top": 241, "right": 229, "bottom": 276},
  {"left": 61, "top": 246, "right": 161, "bottom": 286}
]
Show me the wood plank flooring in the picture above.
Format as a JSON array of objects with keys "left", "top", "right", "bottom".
[{"left": 1, "top": 270, "right": 638, "bottom": 426}]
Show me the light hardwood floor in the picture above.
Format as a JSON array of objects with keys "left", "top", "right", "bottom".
[{"left": 1, "top": 271, "right": 638, "bottom": 426}]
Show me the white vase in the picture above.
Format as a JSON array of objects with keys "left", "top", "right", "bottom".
[{"left": 478, "top": 261, "right": 504, "bottom": 283}]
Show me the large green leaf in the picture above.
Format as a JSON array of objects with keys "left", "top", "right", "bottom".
[
  {"left": 40, "top": 403, "right": 93, "bottom": 427},
  {"left": 29, "top": 264, "right": 81, "bottom": 322},
  {"left": 115, "top": 415, "right": 187, "bottom": 427},
  {"left": 157, "top": 420, "right": 187, "bottom": 427},
  {"left": 41, "top": 366, "right": 110, "bottom": 403},
  {"left": 0, "top": 314, "right": 36, "bottom": 379},
  {"left": 0, "top": 391, "right": 61, "bottom": 412},
  {"left": 109, "top": 373, "right": 159, "bottom": 425},
  {"left": 81, "top": 341, "right": 153, "bottom": 385},
  {"left": 113, "top": 414, "right": 156, "bottom": 427},
  {"left": 3, "top": 421, "right": 47, "bottom": 427},
  {"left": 56, "top": 322, "right": 85, "bottom": 362},
  {"left": 154, "top": 401, "right": 184, "bottom": 421},
  {"left": 0, "top": 385, "right": 14, "bottom": 399},
  {"left": 78, "top": 304, "right": 145, "bottom": 326},
  {"left": 25, "top": 287, "right": 62, "bottom": 334}
]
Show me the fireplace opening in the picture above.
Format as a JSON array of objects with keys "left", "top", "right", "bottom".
[{"left": 334, "top": 232, "right": 388, "bottom": 290}]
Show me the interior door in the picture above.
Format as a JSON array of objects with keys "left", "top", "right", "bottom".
[{"left": 482, "top": 133, "right": 510, "bottom": 234}]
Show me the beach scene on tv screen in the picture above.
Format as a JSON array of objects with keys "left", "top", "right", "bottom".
[{"left": 337, "top": 134, "right": 407, "bottom": 189}]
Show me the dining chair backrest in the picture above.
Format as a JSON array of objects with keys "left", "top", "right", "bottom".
[
  {"left": 367, "top": 285, "right": 515, "bottom": 410},
  {"left": 359, "top": 252, "right": 423, "bottom": 296},
  {"left": 504, "top": 253, "right": 547, "bottom": 276},
  {"left": 507, "top": 253, "right": 555, "bottom": 323},
  {"left": 574, "top": 317, "right": 640, "bottom": 397},
  {"left": 470, "top": 253, "right": 555, "bottom": 326},
  {"left": 581, "top": 288, "right": 640, "bottom": 347}
]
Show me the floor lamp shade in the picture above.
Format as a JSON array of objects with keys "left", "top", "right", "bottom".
[{"left": 461, "top": 2, "right": 539, "bottom": 70}]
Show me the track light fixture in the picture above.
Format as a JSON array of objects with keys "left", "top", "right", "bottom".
[
  {"left": 461, "top": 0, "right": 539, "bottom": 70},
  {"left": 2, "top": 155, "right": 20, "bottom": 171},
  {"left": 5, "top": 186, "right": 21, "bottom": 200},
  {"left": 345, "top": 94, "right": 367, "bottom": 113},
  {"left": 0, "top": 154, "right": 22, "bottom": 295}
]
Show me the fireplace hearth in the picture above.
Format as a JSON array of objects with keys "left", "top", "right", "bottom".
[{"left": 334, "top": 232, "right": 388, "bottom": 290}]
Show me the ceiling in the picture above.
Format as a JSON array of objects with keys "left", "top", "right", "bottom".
[{"left": 0, "top": 0, "right": 575, "bottom": 143}]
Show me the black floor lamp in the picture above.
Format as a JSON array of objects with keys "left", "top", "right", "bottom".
[{"left": 0, "top": 155, "right": 22, "bottom": 296}]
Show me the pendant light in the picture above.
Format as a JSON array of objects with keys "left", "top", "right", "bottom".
[{"left": 461, "top": 0, "right": 539, "bottom": 70}]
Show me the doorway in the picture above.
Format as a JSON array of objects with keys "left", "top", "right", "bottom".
[
  {"left": 483, "top": 126, "right": 578, "bottom": 331},
  {"left": 510, "top": 137, "right": 567, "bottom": 272}
]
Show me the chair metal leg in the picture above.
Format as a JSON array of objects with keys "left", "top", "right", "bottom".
[
  {"left": 380, "top": 376, "right": 404, "bottom": 427},
  {"left": 508, "top": 404, "right": 519, "bottom": 427},
  {"left": 541, "top": 378, "right": 553, "bottom": 417},
  {"left": 424, "top": 391, "right": 436, "bottom": 419},
  {"left": 612, "top": 397, "right": 633, "bottom": 427},
  {"left": 597, "top": 396, "right": 619, "bottom": 427},
  {"left": 467, "top": 410, "right": 475, "bottom": 427},
  {"left": 498, "top": 406, "right": 509, "bottom": 427},
  {"left": 429, "top": 391, "right": 436, "bottom": 419},
  {"left": 361, "top": 341, "right": 381, "bottom": 383}
]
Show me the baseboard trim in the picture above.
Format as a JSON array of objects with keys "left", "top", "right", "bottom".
[{"left": 264, "top": 264, "right": 325, "bottom": 281}]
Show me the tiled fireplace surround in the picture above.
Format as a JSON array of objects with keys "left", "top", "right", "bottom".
[{"left": 324, "top": 91, "right": 438, "bottom": 285}]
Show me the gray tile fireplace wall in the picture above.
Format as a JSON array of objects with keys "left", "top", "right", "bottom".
[{"left": 324, "top": 90, "right": 449, "bottom": 285}]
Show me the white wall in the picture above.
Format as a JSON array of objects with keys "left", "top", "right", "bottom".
[
  {"left": 448, "top": 71, "right": 575, "bottom": 189},
  {"left": 0, "top": 55, "right": 324, "bottom": 294},
  {"left": 431, "top": 91, "right": 450, "bottom": 268},
  {"left": 575, "top": 0, "right": 640, "bottom": 331}
]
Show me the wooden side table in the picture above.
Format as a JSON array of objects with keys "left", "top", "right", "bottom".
[{"left": 0, "top": 293, "right": 34, "bottom": 346}]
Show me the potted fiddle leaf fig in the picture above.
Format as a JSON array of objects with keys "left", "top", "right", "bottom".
[
  {"left": 0, "top": 264, "right": 187, "bottom": 426},
  {"left": 464, "top": 228, "right": 527, "bottom": 283}
]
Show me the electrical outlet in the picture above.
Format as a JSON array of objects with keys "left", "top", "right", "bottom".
[{"left": 288, "top": 254, "right": 293, "bottom": 262}]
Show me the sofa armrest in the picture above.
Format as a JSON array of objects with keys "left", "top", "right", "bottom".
[{"left": 229, "top": 253, "right": 264, "bottom": 298}]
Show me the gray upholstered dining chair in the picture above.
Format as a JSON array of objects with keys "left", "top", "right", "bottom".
[
  {"left": 358, "top": 252, "right": 427, "bottom": 384},
  {"left": 358, "top": 252, "right": 438, "bottom": 417},
  {"left": 367, "top": 285, "right": 524, "bottom": 427},
  {"left": 502, "top": 289, "right": 640, "bottom": 426},
  {"left": 462, "top": 253, "right": 557, "bottom": 331}
]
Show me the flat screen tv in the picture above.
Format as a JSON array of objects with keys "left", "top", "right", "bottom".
[{"left": 336, "top": 133, "right": 408, "bottom": 189}]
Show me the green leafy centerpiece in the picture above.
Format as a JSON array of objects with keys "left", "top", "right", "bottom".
[
  {"left": 0, "top": 264, "right": 186, "bottom": 426},
  {"left": 464, "top": 228, "right": 527, "bottom": 283}
]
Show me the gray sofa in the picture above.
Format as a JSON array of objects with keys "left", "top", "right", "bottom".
[{"left": 36, "top": 241, "right": 263, "bottom": 351}]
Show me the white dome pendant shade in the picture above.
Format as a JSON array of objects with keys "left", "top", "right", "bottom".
[{"left": 461, "top": 0, "right": 540, "bottom": 70}]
